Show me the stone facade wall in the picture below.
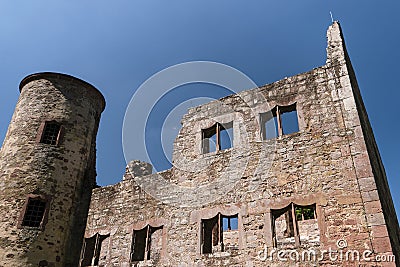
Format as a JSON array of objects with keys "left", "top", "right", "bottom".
[
  {"left": 341, "top": 27, "right": 400, "bottom": 260},
  {"left": 84, "top": 22, "right": 398, "bottom": 267},
  {"left": 0, "top": 73, "right": 105, "bottom": 267}
]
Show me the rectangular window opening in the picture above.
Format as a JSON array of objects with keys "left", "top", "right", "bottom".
[
  {"left": 260, "top": 108, "right": 278, "bottom": 140},
  {"left": 131, "top": 225, "right": 163, "bottom": 262},
  {"left": 202, "top": 125, "right": 217, "bottom": 154},
  {"left": 21, "top": 197, "right": 47, "bottom": 228},
  {"left": 202, "top": 122, "right": 233, "bottom": 154},
  {"left": 295, "top": 204, "right": 316, "bottom": 221},
  {"left": 81, "top": 236, "right": 96, "bottom": 267},
  {"left": 131, "top": 227, "right": 147, "bottom": 261},
  {"left": 260, "top": 103, "right": 299, "bottom": 140},
  {"left": 272, "top": 203, "right": 319, "bottom": 248},
  {"left": 219, "top": 122, "right": 233, "bottom": 150},
  {"left": 272, "top": 206, "right": 295, "bottom": 243},
  {"left": 80, "top": 233, "right": 110, "bottom": 267},
  {"left": 201, "top": 213, "right": 239, "bottom": 254},
  {"left": 222, "top": 215, "right": 238, "bottom": 231},
  {"left": 40, "top": 121, "right": 62, "bottom": 145},
  {"left": 280, "top": 103, "right": 299, "bottom": 135},
  {"left": 201, "top": 215, "right": 219, "bottom": 254}
]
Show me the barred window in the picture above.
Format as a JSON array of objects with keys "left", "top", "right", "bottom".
[
  {"left": 22, "top": 198, "right": 46, "bottom": 227},
  {"left": 19, "top": 195, "right": 50, "bottom": 229},
  {"left": 40, "top": 121, "right": 62, "bottom": 145}
]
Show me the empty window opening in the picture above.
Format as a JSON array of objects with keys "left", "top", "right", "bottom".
[
  {"left": 296, "top": 204, "right": 319, "bottom": 244},
  {"left": 201, "top": 215, "right": 219, "bottom": 254},
  {"left": 219, "top": 122, "right": 233, "bottom": 150},
  {"left": 295, "top": 205, "right": 316, "bottom": 221},
  {"left": 280, "top": 104, "right": 299, "bottom": 135},
  {"left": 202, "top": 122, "right": 233, "bottom": 153},
  {"left": 21, "top": 197, "right": 47, "bottom": 228},
  {"left": 272, "top": 205, "right": 295, "bottom": 244},
  {"left": 272, "top": 203, "right": 319, "bottom": 248},
  {"left": 40, "top": 121, "right": 62, "bottom": 145},
  {"left": 260, "top": 108, "right": 279, "bottom": 140},
  {"left": 80, "top": 233, "right": 110, "bottom": 267},
  {"left": 201, "top": 213, "right": 239, "bottom": 254},
  {"left": 202, "top": 124, "right": 217, "bottom": 153},
  {"left": 222, "top": 215, "right": 238, "bottom": 231},
  {"left": 131, "top": 225, "right": 163, "bottom": 262},
  {"left": 260, "top": 103, "right": 299, "bottom": 140}
]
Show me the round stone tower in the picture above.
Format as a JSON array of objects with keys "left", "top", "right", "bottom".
[{"left": 0, "top": 73, "right": 105, "bottom": 266}]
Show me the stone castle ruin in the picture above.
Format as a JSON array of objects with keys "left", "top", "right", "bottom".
[{"left": 0, "top": 22, "right": 398, "bottom": 266}]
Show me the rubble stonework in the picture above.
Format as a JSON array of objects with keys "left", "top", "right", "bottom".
[
  {"left": 0, "top": 73, "right": 105, "bottom": 266},
  {"left": 84, "top": 22, "right": 399, "bottom": 266},
  {"left": 0, "top": 22, "right": 398, "bottom": 267}
]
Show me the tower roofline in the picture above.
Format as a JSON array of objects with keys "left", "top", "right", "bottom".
[{"left": 19, "top": 72, "right": 106, "bottom": 112}]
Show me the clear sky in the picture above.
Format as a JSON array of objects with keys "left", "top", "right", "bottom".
[{"left": 0, "top": 1, "right": 399, "bottom": 220}]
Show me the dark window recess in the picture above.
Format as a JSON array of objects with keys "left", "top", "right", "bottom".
[
  {"left": 21, "top": 198, "right": 47, "bottom": 227},
  {"left": 80, "top": 233, "right": 110, "bottom": 267},
  {"left": 202, "top": 122, "right": 233, "bottom": 154},
  {"left": 40, "top": 121, "right": 62, "bottom": 145},
  {"left": 260, "top": 103, "right": 299, "bottom": 140},
  {"left": 201, "top": 213, "right": 239, "bottom": 254},
  {"left": 131, "top": 225, "right": 163, "bottom": 262},
  {"left": 202, "top": 215, "right": 219, "bottom": 254},
  {"left": 271, "top": 203, "right": 317, "bottom": 248}
]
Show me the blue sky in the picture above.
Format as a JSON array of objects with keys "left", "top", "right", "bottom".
[{"left": 0, "top": 1, "right": 399, "bottom": 220}]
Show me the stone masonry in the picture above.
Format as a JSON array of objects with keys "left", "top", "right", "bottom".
[
  {"left": 0, "top": 22, "right": 398, "bottom": 267},
  {"left": 83, "top": 22, "right": 399, "bottom": 267},
  {"left": 0, "top": 73, "right": 105, "bottom": 266}
]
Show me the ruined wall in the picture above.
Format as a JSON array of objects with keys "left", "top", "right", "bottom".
[
  {"left": 325, "top": 22, "right": 399, "bottom": 265},
  {"left": 0, "top": 73, "right": 105, "bottom": 267},
  {"left": 84, "top": 22, "right": 398, "bottom": 267}
]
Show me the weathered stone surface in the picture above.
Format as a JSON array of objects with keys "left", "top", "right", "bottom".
[
  {"left": 0, "top": 22, "right": 398, "bottom": 267},
  {"left": 123, "top": 160, "right": 153, "bottom": 181},
  {"left": 0, "top": 73, "right": 104, "bottom": 266},
  {"left": 82, "top": 22, "right": 398, "bottom": 267}
]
